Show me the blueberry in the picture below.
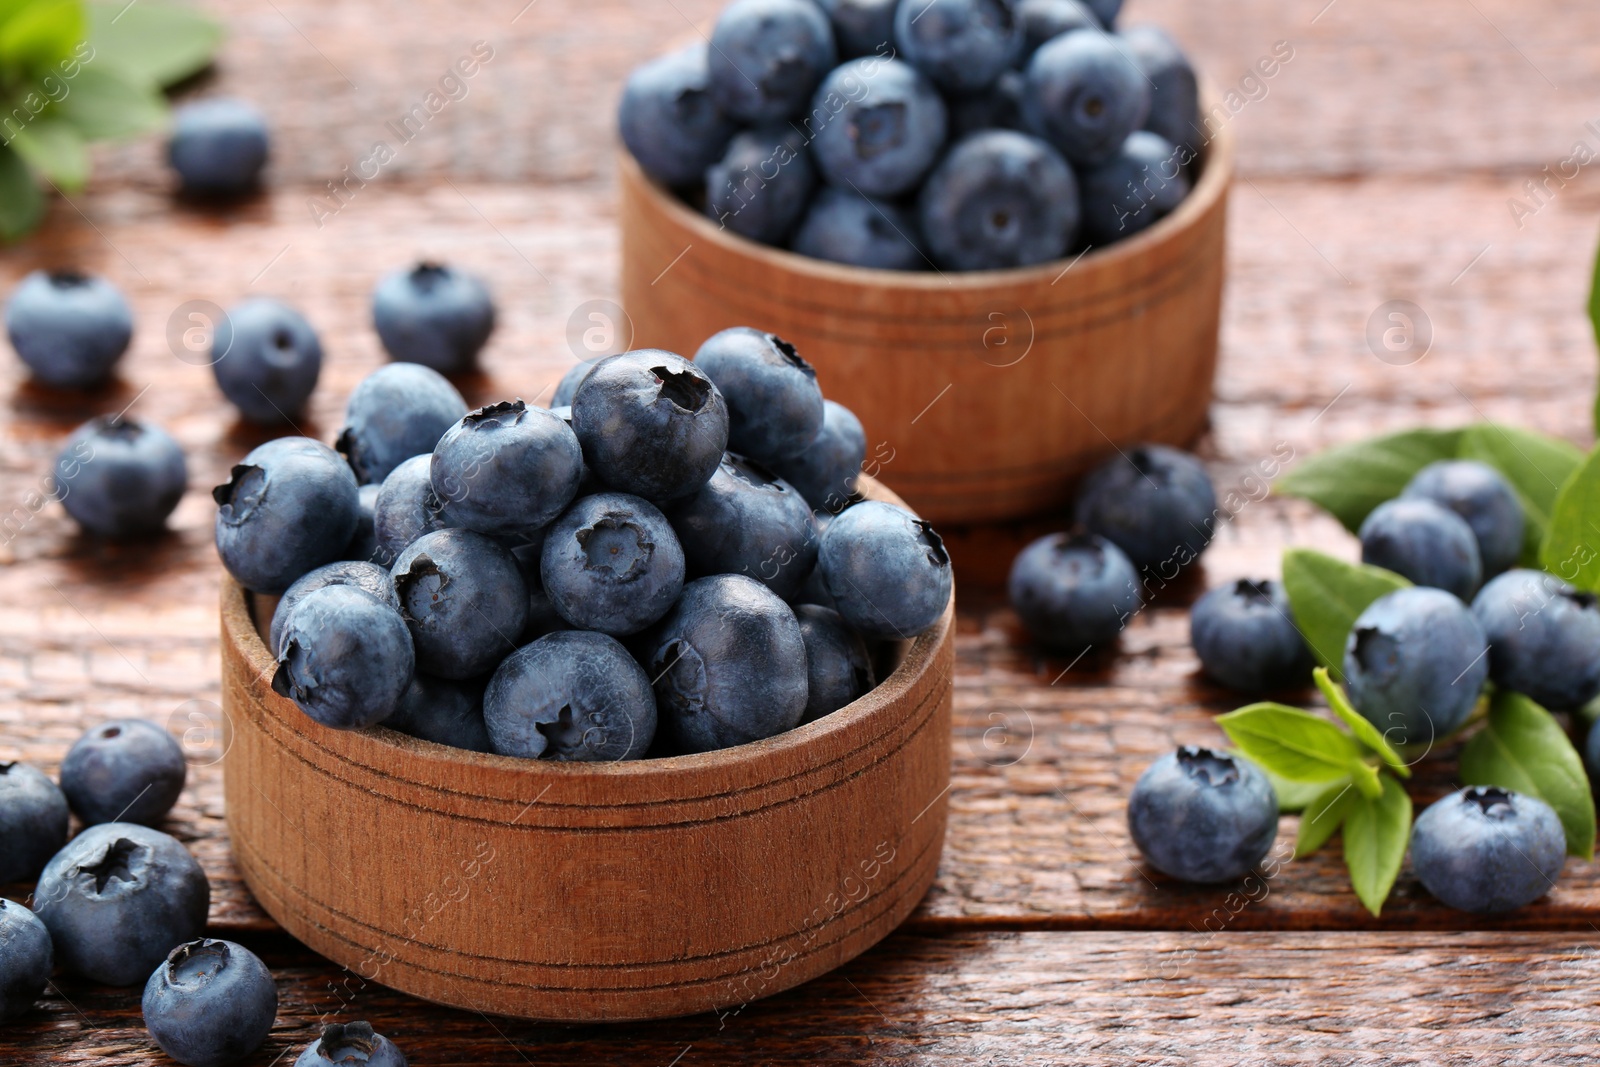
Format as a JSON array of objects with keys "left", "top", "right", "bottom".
[
  {"left": 269, "top": 560, "right": 400, "bottom": 657},
  {"left": 769, "top": 398, "right": 867, "bottom": 513},
  {"left": 708, "top": 0, "right": 838, "bottom": 124},
  {"left": 431, "top": 400, "right": 584, "bottom": 537},
  {"left": 5, "top": 269, "right": 132, "bottom": 389},
  {"left": 694, "top": 327, "right": 825, "bottom": 461},
  {"left": 705, "top": 126, "right": 816, "bottom": 246},
  {"left": 1190, "top": 579, "right": 1313, "bottom": 692},
  {"left": 142, "top": 939, "right": 277, "bottom": 1067},
  {"left": 0, "top": 763, "right": 68, "bottom": 883},
  {"left": 792, "top": 187, "right": 926, "bottom": 271},
  {"left": 34, "top": 822, "right": 210, "bottom": 986},
  {"left": 345, "top": 483, "right": 382, "bottom": 562},
  {"left": 1127, "top": 746, "right": 1278, "bottom": 884},
  {"left": 1023, "top": 28, "right": 1150, "bottom": 166},
  {"left": 816, "top": 0, "right": 898, "bottom": 58},
  {"left": 1343, "top": 586, "right": 1489, "bottom": 746},
  {"left": 894, "top": 0, "right": 1022, "bottom": 93},
  {"left": 551, "top": 360, "right": 597, "bottom": 407},
  {"left": 1077, "top": 130, "right": 1191, "bottom": 245},
  {"left": 1358, "top": 498, "right": 1483, "bottom": 601},
  {"left": 0, "top": 899, "right": 51, "bottom": 1020},
  {"left": 818, "top": 500, "right": 951, "bottom": 638},
  {"left": 619, "top": 44, "right": 737, "bottom": 188},
  {"left": 1587, "top": 718, "right": 1600, "bottom": 783},
  {"left": 539, "top": 492, "right": 685, "bottom": 635},
  {"left": 667, "top": 453, "right": 820, "bottom": 600},
  {"left": 392, "top": 529, "right": 527, "bottom": 679},
  {"left": 167, "top": 98, "right": 270, "bottom": 197},
  {"left": 484, "top": 631, "right": 656, "bottom": 761},
  {"left": 211, "top": 298, "right": 323, "bottom": 424},
  {"left": 294, "top": 1022, "right": 407, "bottom": 1067},
  {"left": 918, "top": 129, "right": 1079, "bottom": 270},
  {"left": 55, "top": 416, "right": 188, "bottom": 539},
  {"left": 1410, "top": 786, "right": 1565, "bottom": 914},
  {"left": 1008, "top": 531, "right": 1141, "bottom": 649},
  {"left": 1016, "top": 0, "right": 1098, "bottom": 59},
  {"left": 372, "top": 263, "right": 496, "bottom": 376},
  {"left": 382, "top": 673, "right": 492, "bottom": 753},
  {"left": 273, "top": 585, "right": 415, "bottom": 729},
  {"left": 947, "top": 69, "right": 1025, "bottom": 139},
  {"left": 1472, "top": 569, "right": 1600, "bottom": 711},
  {"left": 1083, "top": 0, "right": 1121, "bottom": 27},
  {"left": 796, "top": 604, "right": 875, "bottom": 724},
  {"left": 371, "top": 454, "right": 451, "bottom": 567},
  {"left": 1401, "top": 460, "right": 1526, "bottom": 578},
  {"left": 213, "top": 437, "right": 361, "bottom": 594},
  {"left": 809, "top": 57, "right": 947, "bottom": 198},
  {"left": 570, "top": 350, "right": 729, "bottom": 503},
  {"left": 60, "top": 719, "right": 186, "bottom": 827},
  {"left": 1119, "top": 24, "right": 1199, "bottom": 150},
  {"left": 642, "top": 574, "right": 808, "bottom": 753},
  {"left": 795, "top": 511, "right": 838, "bottom": 608},
  {"left": 336, "top": 363, "right": 468, "bottom": 485},
  {"left": 1073, "top": 444, "right": 1216, "bottom": 571}
]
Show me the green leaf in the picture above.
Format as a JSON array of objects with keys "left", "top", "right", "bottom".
[
  {"left": 0, "top": 145, "right": 45, "bottom": 241},
  {"left": 1541, "top": 445, "right": 1600, "bottom": 592},
  {"left": 1342, "top": 774, "right": 1411, "bottom": 917},
  {"left": 1590, "top": 231, "right": 1600, "bottom": 436},
  {"left": 1281, "top": 548, "right": 1411, "bottom": 678},
  {"left": 1312, "top": 667, "right": 1409, "bottom": 777},
  {"left": 1457, "top": 423, "right": 1584, "bottom": 566},
  {"left": 0, "top": 0, "right": 86, "bottom": 69},
  {"left": 1459, "top": 690, "right": 1596, "bottom": 859},
  {"left": 52, "top": 65, "right": 165, "bottom": 139},
  {"left": 1254, "top": 760, "right": 1334, "bottom": 813},
  {"left": 1274, "top": 428, "right": 1464, "bottom": 532},
  {"left": 1216, "top": 702, "right": 1367, "bottom": 783},
  {"left": 7, "top": 117, "right": 86, "bottom": 188},
  {"left": 1296, "top": 779, "right": 1355, "bottom": 858},
  {"left": 86, "top": 0, "right": 221, "bottom": 88}
]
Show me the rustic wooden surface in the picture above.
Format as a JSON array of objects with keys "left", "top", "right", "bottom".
[{"left": 3, "top": 0, "right": 1600, "bottom": 1060}]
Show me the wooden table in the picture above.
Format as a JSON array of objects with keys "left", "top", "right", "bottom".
[{"left": 4, "top": 0, "right": 1600, "bottom": 1061}]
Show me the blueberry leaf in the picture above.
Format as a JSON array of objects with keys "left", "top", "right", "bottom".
[
  {"left": 1342, "top": 773, "right": 1411, "bottom": 917},
  {"left": 1456, "top": 423, "right": 1584, "bottom": 567},
  {"left": 1216, "top": 702, "right": 1367, "bottom": 783},
  {"left": 1459, "top": 690, "right": 1596, "bottom": 860},
  {"left": 1590, "top": 232, "right": 1600, "bottom": 436},
  {"left": 52, "top": 66, "right": 165, "bottom": 140},
  {"left": 0, "top": 145, "right": 45, "bottom": 241},
  {"left": 1232, "top": 752, "right": 1331, "bottom": 813},
  {"left": 1312, "top": 666, "right": 1409, "bottom": 778},
  {"left": 1280, "top": 548, "right": 1411, "bottom": 680},
  {"left": 1540, "top": 444, "right": 1600, "bottom": 592},
  {"left": 0, "top": 0, "right": 85, "bottom": 69},
  {"left": 1295, "top": 778, "right": 1355, "bottom": 858},
  {"left": 86, "top": 0, "right": 221, "bottom": 88},
  {"left": 1274, "top": 428, "right": 1464, "bottom": 532},
  {"left": 7, "top": 117, "right": 87, "bottom": 189}
]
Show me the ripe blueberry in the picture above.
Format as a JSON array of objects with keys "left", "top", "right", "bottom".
[
  {"left": 769, "top": 398, "right": 867, "bottom": 513},
  {"left": 918, "top": 129, "right": 1079, "bottom": 270},
  {"left": 142, "top": 939, "right": 278, "bottom": 1067},
  {"left": 796, "top": 604, "right": 876, "bottom": 724},
  {"left": 818, "top": 500, "right": 951, "bottom": 639},
  {"left": 1344, "top": 586, "right": 1489, "bottom": 745},
  {"left": 1127, "top": 746, "right": 1279, "bottom": 884},
  {"left": 392, "top": 529, "right": 528, "bottom": 679},
  {"left": 1119, "top": 24, "right": 1199, "bottom": 150},
  {"left": 1073, "top": 444, "right": 1216, "bottom": 572},
  {"left": 5, "top": 269, "right": 132, "bottom": 389},
  {"left": 167, "top": 98, "right": 270, "bottom": 197},
  {"left": 1023, "top": 28, "right": 1150, "bottom": 166},
  {"left": 792, "top": 187, "right": 926, "bottom": 271},
  {"left": 56, "top": 416, "right": 188, "bottom": 540},
  {"left": 211, "top": 298, "right": 323, "bottom": 424},
  {"left": 1472, "top": 569, "right": 1600, "bottom": 711},
  {"left": 371, "top": 263, "right": 495, "bottom": 376},
  {"left": 60, "top": 719, "right": 187, "bottom": 827},
  {"left": 336, "top": 362, "right": 468, "bottom": 485},
  {"left": 484, "top": 631, "right": 656, "bottom": 761},
  {"left": 0, "top": 899, "right": 52, "bottom": 1021},
  {"left": 294, "top": 1022, "right": 407, "bottom": 1067},
  {"left": 345, "top": 482, "right": 382, "bottom": 563},
  {"left": 269, "top": 560, "right": 400, "bottom": 657},
  {"left": 1016, "top": 0, "right": 1098, "bottom": 59},
  {"left": 619, "top": 44, "right": 737, "bottom": 188},
  {"left": 382, "top": 673, "right": 493, "bottom": 753},
  {"left": 431, "top": 400, "right": 584, "bottom": 537},
  {"left": 213, "top": 437, "right": 361, "bottom": 594},
  {"left": 1410, "top": 786, "right": 1565, "bottom": 914},
  {"left": 694, "top": 327, "right": 825, "bottom": 461},
  {"left": 705, "top": 126, "right": 817, "bottom": 245},
  {"left": 1008, "top": 531, "right": 1141, "bottom": 649},
  {"left": 371, "top": 454, "right": 451, "bottom": 567},
  {"left": 947, "top": 69, "right": 1025, "bottom": 140},
  {"left": 1359, "top": 498, "right": 1483, "bottom": 601},
  {"left": 809, "top": 57, "right": 948, "bottom": 198},
  {"left": 894, "top": 0, "right": 1022, "bottom": 94},
  {"left": 1078, "top": 130, "right": 1190, "bottom": 245},
  {"left": 816, "top": 0, "right": 899, "bottom": 58},
  {"left": 551, "top": 361, "right": 596, "bottom": 407},
  {"left": 273, "top": 585, "right": 415, "bottom": 729},
  {"left": 540, "top": 492, "right": 685, "bottom": 636},
  {"left": 0, "top": 762, "right": 68, "bottom": 883},
  {"left": 1189, "top": 579, "right": 1313, "bottom": 692},
  {"left": 668, "top": 453, "right": 820, "bottom": 601},
  {"left": 707, "top": 0, "right": 838, "bottom": 124},
  {"left": 1401, "top": 460, "right": 1526, "bottom": 579}
]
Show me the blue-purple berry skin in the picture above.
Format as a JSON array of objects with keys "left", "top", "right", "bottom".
[
  {"left": 1410, "top": 787, "right": 1565, "bottom": 915},
  {"left": 168, "top": 98, "right": 270, "bottom": 196},
  {"left": 1008, "top": 532, "right": 1141, "bottom": 649},
  {"left": 371, "top": 454, "right": 451, "bottom": 567},
  {"left": 1472, "top": 569, "right": 1600, "bottom": 711},
  {"left": 796, "top": 604, "right": 876, "bottom": 724},
  {"left": 918, "top": 130, "right": 1080, "bottom": 271},
  {"left": 1078, "top": 131, "right": 1191, "bottom": 245},
  {"left": 551, "top": 361, "right": 597, "bottom": 407},
  {"left": 392, "top": 529, "right": 528, "bottom": 679},
  {"left": 769, "top": 399, "right": 867, "bottom": 513},
  {"left": 668, "top": 453, "right": 820, "bottom": 602},
  {"left": 372, "top": 263, "right": 495, "bottom": 376},
  {"left": 141, "top": 939, "right": 278, "bottom": 1067},
  {"left": 0, "top": 763, "right": 69, "bottom": 883},
  {"left": 346, "top": 483, "right": 383, "bottom": 563},
  {"left": 1127, "top": 746, "right": 1278, "bottom": 884},
  {"left": 1120, "top": 24, "right": 1199, "bottom": 150},
  {"left": 894, "top": 0, "right": 1022, "bottom": 94},
  {"left": 619, "top": 44, "right": 737, "bottom": 188},
  {"left": 272, "top": 585, "right": 415, "bottom": 730},
  {"left": 540, "top": 492, "right": 686, "bottom": 636},
  {"left": 293, "top": 1022, "right": 408, "bottom": 1067},
  {"left": 819, "top": 500, "right": 952, "bottom": 639},
  {"left": 1402, "top": 460, "right": 1526, "bottom": 579},
  {"left": 213, "top": 437, "right": 361, "bottom": 594},
  {"left": 382, "top": 673, "right": 493, "bottom": 753},
  {"left": 693, "top": 327, "right": 825, "bottom": 462},
  {"left": 211, "top": 297, "right": 323, "bottom": 424},
  {"left": 1073, "top": 444, "right": 1216, "bottom": 571},
  {"left": 1189, "top": 579, "right": 1313, "bottom": 693},
  {"left": 1023, "top": 28, "right": 1150, "bottom": 166},
  {"left": 1343, "top": 586, "right": 1489, "bottom": 746},
  {"left": 0, "top": 899, "right": 52, "bottom": 1021},
  {"left": 431, "top": 400, "right": 584, "bottom": 538},
  {"left": 809, "top": 57, "right": 948, "bottom": 199},
  {"left": 484, "top": 631, "right": 657, "bottom": 761},
  {"left": 707, "top": 0, "right": 838, "bottom": 125},
  {"left": 816, "top": 0, "right": 899, "bottom": 58},
  {"left": 337, "top": 362, "right": 468, "bottom": 485},
  {"left": 56, "top": 416, "right": 188, "bottom": 539},
  {"left": 60, "top": 719, "right": 187, "bottom": 827},
  {"left": 705, "top": 126, "right": 817, "bottom": 246},
  {"left": 1017, "top": 0, "right": 1098, "bottom": 60},
  {"left": 270, "top": 560, "right": 400, "bottom": 657},
  {"left": 5, "top": 269, "right": 133, "bottom": 388},
  {"left": 791, "top": 188, "right": 926, "bottom": 271},
  {"left": 1359, "top": 498, "right": 1483, "bottom": 602}
]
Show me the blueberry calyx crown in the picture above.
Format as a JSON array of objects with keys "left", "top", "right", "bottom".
[
  {"left": 651, "top": 365, "right": 711, "bottom": 413},
  {"left": 213, "top": 463, "right": 264, "bottom": 512},
  {"left": 1562, "top": 589, "right": 1600, "bottom": 612},
  {"left": 93, "top": 415, "right": 145, "bottom": 443},
  {"left": 409, "top": 261, "right": 450, "bottom": 289},
  {"left": 1176, "top": 745, "right": 1240, "bottom": 787},
  {"left": 315, "top": 1021, "right": 379, "bottom": 1060},
  {"left": 166, "top": 938, "right": 230, "bottom": 983},
  {"left": 1349, "top": 625, "right": 1395, "bottom": 673},
  {"left": 766, "top": 333, "right": 816, "bottom": 378},
  {"left": 1233, "top": 578, "right": 1276, "bottom": 605},
  {"left": 394, "top": 554, "right": 449, "bottom": 605},
  {"left": 463, "top": 398, "right": 527, "bottom": 426},
  {"left": 79, "top": 837, "right": 142, "bottom": 894},
  {"left": 0, "top": 761, "right": 14, "bottom": 774},
  {"left": 575, "top": 517, "right": 653, "bottom": 578},
  {"left": 914, "top": 518, "right": 950, "bottom": 568},
  {"left": 1463, "top": 785, "right": 1515, "bottom": 817},
  {"left": 47, "top": 269, "right": 91, "bottom": 287}
]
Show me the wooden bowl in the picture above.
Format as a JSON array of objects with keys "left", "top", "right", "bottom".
[
  {"left": 619, "top": 118, "right": 1235, "bottom": 526},
  {"left": 220, "top": 477, "right": 953, "bottom": 1022}
]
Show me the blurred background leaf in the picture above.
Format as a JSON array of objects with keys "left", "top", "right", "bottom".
[{"left": 86, "top": 0, "right": 221, "bottom": 88}]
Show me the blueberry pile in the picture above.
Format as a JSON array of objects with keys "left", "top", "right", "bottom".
[
  {"left": 620, "top": 0, "right": 1199, "bottom": 271},
  {"left": 218, "top": 327, "right": 951, "bottom": 758}
]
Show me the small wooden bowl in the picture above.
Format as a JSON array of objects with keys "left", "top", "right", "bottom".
[
  {"left": 619, "top": 118, "right": 1235, "bottom": 526},
  {"left": 221, "top": 477, "right": 953, "bottom": 1022}
]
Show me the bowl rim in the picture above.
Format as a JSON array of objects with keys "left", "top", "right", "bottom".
[{"left": 619, "top": 82, "right": 1238, "bottom": 291}]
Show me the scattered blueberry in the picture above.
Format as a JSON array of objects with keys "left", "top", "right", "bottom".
[
  {"left": 5, "top": 269, "right": 132, "bottom": 389},
  {"left": 484, "top": 631, "right": 657, "bottom": 761},
  {"left": 1472, "top": 569, "right": 1600, "bottom": 711},
  {"left": 346, "top": 482, "right": 382, "bottom": 562},
  {"left": 796, "top": 604, "right": 875, "bottom": 724},
  {"left": 1190, "top": 579, "right": 1313, "bottom": 692},
  {"left": 1120, "top": 24, "right": 1199, "bottom": 150},
  {"left": 371, "top": 263, "right": 496, "bottom": 376},
  {"left": 382, "top": 673, "right": 493, "bottom": 753},
  {"left": 1077, "top": 130, "right": 1190, "bottom": 245},
  {"left": 211, "top": 297, "right": 323, "bottom": 424},
  {"left": 0, "top": 763, "right": 68, "bottom": 884},
  {"left": 269, "top": 560, "right": 400, "bottom": 657},
  {"left": 618, "top": 44, "right": 737, "bottom": 188},
  {"left": 808, "top": 57, "right": 948, "bottom": 198},
  {"left": 1016, "top": 0, "right": 1098, "bottom": 59},
  {"left": 818, "top": 500, "right": 951, "bottom": 639},
  {"left": 336, "top": 362, "right": 468, "bottom": 485},
  {"left": 694, "top": 327, "right": 825, "bottom": 461},
  {"left": 894, "top": 0, "right": 1021, "bottom": 94},
  {"left": 570, "top": 350, "right": 729, "bottom": 503},
  {"left": 551, "top": 360, "right": 597, "bottom": 407},
  {"left": 294, "top": 1022, "right": 407, "bottom": 1067},
  {"left": 707, "top": 0, "right": 838, "bottom": 124},
  {"left": 816, "top": 0, "right": 898, "bottom": 58},
  {"left": 1410, "top": 786, "right": 1565, "bottom": 914},
  {"left": 55, "top": 416, "right": 188, "bottom": 539},
  {"left": 34, "top": 822, "right": 210, "bottom": 986},
  {"left": 706, "top": 125, "right": 817, "bottom": 245},
  {"left": 1343, "top": 586, "right": 1489, "bottom": 746},
  {"left": 60, "top": 719, "right": 187, "bottom": 827},
  {"left": 1008, "top": 531, "right": 1141, "bottom": 649},
  {"left": 371, "top": 454, "right": 451, "bottom": 567},
  {"left": 167, "top": 98, "right": 270, "bottom": 197},
  {"left": 392, "top": 529, "right": 528, "bottom": 679},
  {"left": 769, "top": 398, "right": 867, "bottom": 512},
  {"left": 540, "top": 492, "right": 685, "bottom": 636},
  {"left": 1023, "top": 28, "right": 1150, "bottom": 166},
  {"left": 1359, "top": 498, "right": 1483, "bottom": 601},
  {"left": 668, "top": 453, "right": 820, "bottom": 601},
  {"left": 272, "top": 584, "right": 415, "bottom": 729},
  {"left": 791, "top": 187, "right": 926, "bottom": 271},
  {"left": 642, "top": 574, "right": 808, "bottom": 753},
  {"left": 431, "top": 400, "right": 584, "bottom": 537},
  {"left": 1073, "top": 444, "right": 1216, "bottom": 572},
  {"left": 0, "top": 899, "right": 51, "bottom": 1021},
  {"left": 142, "top": 939, "right": 278, "bottom": 1067},
  {"left": 213, "top": 437, "right": 361, "bottom": 594},
  {"left": 947, "top": 69, "right": 1025, "bottom": 140},
  {"left": 1401, "top": 460, "right": 1526, "bottom": 579},
  {"left": 918, "top": 129, "right": 1079, "bottom": 270},
  {"left": 1127, "top": 746, "right": 1278, "bottom": 884}
]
